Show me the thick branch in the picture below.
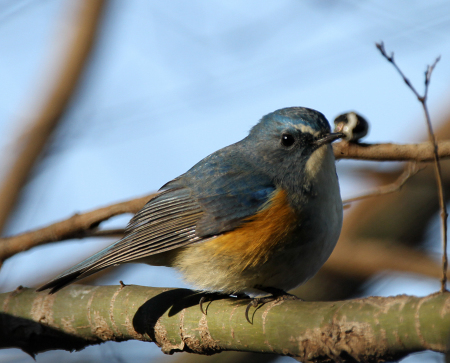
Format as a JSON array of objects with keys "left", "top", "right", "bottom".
[
  {"left": 333, "top": 140, "right": 450, "bottom": 161},
  {"left": 0, "top": 286, "right": 448, "bottom": 361},
  {"left": 0, "top": 0, "right": 106, "bottom": 232}
]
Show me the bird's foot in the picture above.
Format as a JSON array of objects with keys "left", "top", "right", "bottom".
[
  {"left": 199, "top": 295, "right": 211, "bottom": 315},
  {"left": 199, "top": 292, "right": 249, "bottom": 315},
  {"left": 245, "top": 287, "right": 301, "bottom": 324}
]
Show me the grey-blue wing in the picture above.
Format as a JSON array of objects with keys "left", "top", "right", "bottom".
[
  {"left": 167, "top": 145, "right": 275, "bottom": 237},
  {"left": 38, "top": 145, "right": 275, "bottom": 293},
  {"left": 37, "top": 188, "right": 203, "bottom": 293}
]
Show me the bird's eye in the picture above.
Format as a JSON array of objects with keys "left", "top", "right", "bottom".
[{"left": 281, "top": 133, "right": 295, "bottom": 147}]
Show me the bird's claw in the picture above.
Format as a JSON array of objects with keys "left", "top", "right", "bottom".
[
  {"left": 245, "top": 291, "right": 301, "bottom": 324},
  {"left": 199, "top": 295, "right": 208, "bottom": 315},
  {"left": 198, "top": 289, "right": 299, "bottom": 324},
  {"left": 199, "top": 292, "right": 231, "bottom": 315}
]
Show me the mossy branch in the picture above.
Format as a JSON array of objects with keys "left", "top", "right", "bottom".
[{"left": 0, "top": 285, "right": 448, "bottom": 361}]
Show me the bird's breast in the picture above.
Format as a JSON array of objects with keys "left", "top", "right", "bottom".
[
  {"left": 173, "top": 144, "right": 343, "bottom": 293},
  {"left": 206, "top": 188, "right": 299, "bottom": 268}
]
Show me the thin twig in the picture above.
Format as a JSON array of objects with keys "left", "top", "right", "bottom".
[
  {"left": 326, "top": 237, "right": 447, "bottom": 281},
  {"left": 376, "top": 42, "right": 447, "bottom": 292},
  {"left": 343, "top": 163, "right": 421, "bottom": 205}
]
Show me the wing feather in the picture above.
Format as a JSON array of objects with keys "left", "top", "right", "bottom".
[
  {"left": 37, "top": 188, "right": 203, "bottom": 293},
  {"left": 38, "top": 144, "right": 277, "bottom": 293}
]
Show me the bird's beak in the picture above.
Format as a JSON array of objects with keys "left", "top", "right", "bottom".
[{"left": 314, "top": 132, "right": 344, "bottom": 147}]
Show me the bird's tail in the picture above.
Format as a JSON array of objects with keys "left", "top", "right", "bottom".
[{"left": 36, "top": 242, "right": 120, "bottom": 294}]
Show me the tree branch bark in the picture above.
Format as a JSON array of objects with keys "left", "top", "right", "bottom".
[
  {"left": 333, "top": 140, "right": 450, "bottom": 161},
  {"left": 0, "top": 285, "right": 448, "bottom": 361}
]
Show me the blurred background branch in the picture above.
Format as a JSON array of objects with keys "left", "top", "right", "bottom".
[
  {"left": 0, "top": 0, "right": 106, "bottom": 234},
  {"left": 0, "top": 193, "right": 152, "bottom": 263}
]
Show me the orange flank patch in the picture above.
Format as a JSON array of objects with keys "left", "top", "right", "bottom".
[{"left": 207, "top": 188, "right": 298, "bottom": 269}]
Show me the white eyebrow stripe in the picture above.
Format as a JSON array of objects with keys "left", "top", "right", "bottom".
[{"left": 292, "top": 123, "right": 321, "bottom": 136}]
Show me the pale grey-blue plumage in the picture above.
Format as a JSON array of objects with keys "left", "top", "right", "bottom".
[{"left": 38, "top": 107, "right": 344, "bottom": 299}]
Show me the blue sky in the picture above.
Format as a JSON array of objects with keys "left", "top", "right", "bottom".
[{"left": 0, "top": 1, "right": 449, "bottom": 362}]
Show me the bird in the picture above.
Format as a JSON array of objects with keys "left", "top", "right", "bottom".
[
  {"left": 38, "top": 107, "right": 344, "bottom": 319},
  {"left": 333, "top": 111, "right": 369, "bottom": 142}
]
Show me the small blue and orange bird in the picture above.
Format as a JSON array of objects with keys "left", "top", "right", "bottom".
[{"left": 38, "top": 107, "right": 343, "bottom": 315}]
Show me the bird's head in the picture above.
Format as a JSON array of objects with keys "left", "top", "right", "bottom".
[{"left": 243, "top": 107, "right": 343, "bottom": 186}]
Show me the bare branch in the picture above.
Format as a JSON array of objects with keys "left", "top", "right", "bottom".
[
  {"left": 333, "top": 140, "right": 450, "bottom": 161},
  {"left": 343, "top": 163, "right": 421, "bottom": 205},
  {"left": 326, "top": 237, "right": 446, "bottom": 281},
  {"left": 0, "top": 194, "right": 154, "bottom": 263},
  {"left": 1, "top": 286, "right": 449, "bottom": 361},
  {"left": 376, "top": 42, "right": 447, "bottom": 292},
  {"left": 375, "top": 42, "right": 421, "bottom": 99},
  {"left": 0, "top": 0, "right": 106, "bottom": 233},
  {"left": 424, "top": 56, "right": 441, "bottom": 100}
]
